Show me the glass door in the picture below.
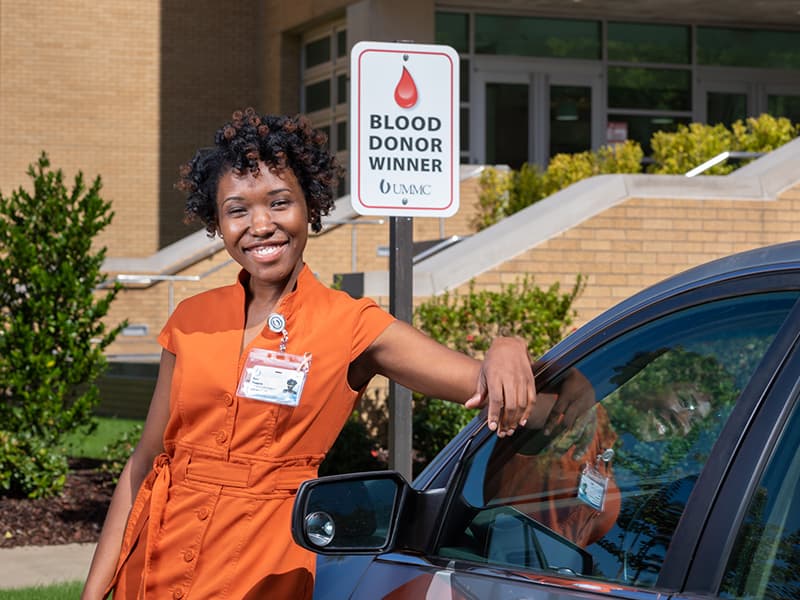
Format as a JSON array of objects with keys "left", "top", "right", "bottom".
[{"left": 472, "top": 58, "right": 602, "bottom": 168}]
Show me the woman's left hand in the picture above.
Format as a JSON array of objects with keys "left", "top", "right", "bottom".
[{"left": 465, "top": 337, "right": 535, "bottom": 437}]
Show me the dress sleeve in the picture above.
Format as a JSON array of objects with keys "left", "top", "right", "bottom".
[
  {"left": 350, "top": 298, "right": 396, "bottom": 362},
  {"left": 157, "top": 304, "right": 182, "bottom": 354}
]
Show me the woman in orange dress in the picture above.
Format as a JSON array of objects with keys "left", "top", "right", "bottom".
[{"left": 81, "top": 109, "right": 536, "bottom": 599}]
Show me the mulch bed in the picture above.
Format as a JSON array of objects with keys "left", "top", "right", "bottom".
[{"left": 0, "top": 458, "right": 114, "bottom": 548}]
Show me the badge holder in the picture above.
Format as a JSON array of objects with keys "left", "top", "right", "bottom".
[
  {"left": 237, "top": 348, "right": 311, "bottom": 407},
  {"left": 577, "top": 448, "right": 614, "bottom": 512}
]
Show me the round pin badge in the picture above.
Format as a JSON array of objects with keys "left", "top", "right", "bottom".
[{"left": 267, "top": 313, "right": 286, "bottom": 333}]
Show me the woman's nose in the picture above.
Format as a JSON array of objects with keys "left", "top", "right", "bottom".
[{"left": 250, "top": 209, "right": 274, "bottom": 235}]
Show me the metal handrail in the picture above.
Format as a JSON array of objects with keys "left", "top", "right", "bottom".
[
  {"left": 684, "top": 151, "right": 764, "bottom": 177},
  {"left": 114, "top": 259, "right": 235, "bottom": 316}
]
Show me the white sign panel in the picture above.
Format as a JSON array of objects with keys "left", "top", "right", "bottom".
[{"left": 350, "top": 41, "right": 460, "bottom": 217}]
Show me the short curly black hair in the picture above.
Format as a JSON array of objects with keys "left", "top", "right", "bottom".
[{"left": 176, "top": 108, "right": 342, "bottom": 234}]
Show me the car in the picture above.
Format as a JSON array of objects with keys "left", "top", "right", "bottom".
[{"left": 292, "top": 240, "right": 800, "bottom": 600}]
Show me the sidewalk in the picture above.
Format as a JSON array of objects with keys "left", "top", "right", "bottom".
[{"left": 0, "top": 543, "right": 95, "bottom": 590}]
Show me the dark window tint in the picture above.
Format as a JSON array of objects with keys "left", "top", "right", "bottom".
[
  {"left": 475, "top": 15, "right": 600, "bottom": 59},
  {"left": 436, "top": 12, "right": 469, "bottom": 54},
  {"left": 698, "top": 27, "right": 800, "bottom": 69},
  {"left": 438, "top": 292, "right": 798, "bottom": 589},
  {"left": 608, "top": 22, "right": 690, "bottom": 64},
  {"left": 305, "top": 36, "right": 331, "bottom": 69},
  {"left": 305, "top": 80, "right": 331, "bottom": 114},
  {"left": 337, "top": 30, "right": 347, "bottom": 58},
  {"left": 721, "top": 399, "right": 800, "bottom": 598},
  {"left": 707, "top": 92, "right": 748, "bottom": 127},
  {"left": 608, "top": 67, "right": 691, "bottom": 111}
]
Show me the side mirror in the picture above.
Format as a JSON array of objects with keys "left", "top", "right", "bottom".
[{"left": 292, "top": 471, "right": 409, "bottom": 555}]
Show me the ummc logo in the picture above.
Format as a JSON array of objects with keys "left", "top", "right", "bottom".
[{"left": 379, "top": 179, "right": 432, "bottom": 195}]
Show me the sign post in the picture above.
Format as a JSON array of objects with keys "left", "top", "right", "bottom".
[{"left": 350, "top": 41, "right": 459, "bottom": 481}]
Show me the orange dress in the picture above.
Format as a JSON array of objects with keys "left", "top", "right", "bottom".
[{"left": 106, "top": 265, "right": 395, "bottom": 599}]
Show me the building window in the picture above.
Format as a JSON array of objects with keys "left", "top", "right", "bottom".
[
  {"left": 302, "top": 20, "right": 348, "bottom": 194},
  {"left": 475, "top": 14, "right": 600, "bottom": 59},
  {"left": 608, "top": 22, "right": 690, "bottom": 64},
  {"left": 698, "top": 27, "right": 800, "bottom": 69}
]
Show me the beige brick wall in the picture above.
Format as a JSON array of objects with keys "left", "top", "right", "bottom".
[
  {"left": 102, "top": 177, "right": 800, "bottom": 357},
  {"left": 0, "top": 0, "right": 161, "bottom": 256},
  {"left": 465, "top": 183, "right": 800, "bottom": 330}
]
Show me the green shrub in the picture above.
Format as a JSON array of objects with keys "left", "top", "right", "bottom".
[
  {"left": 472, "top": 166, "right": 512, "bottom": 231},
  {"left": 732, "top": 113, "right": 799, "bottom": 153},
  {"left": 475, "top": 141, "right": 644, "bottom": 230},
  {"left": 649, "top": 122, "right": 735, "bottom": 175},
  {"left": 319, "top": 411, "right": 386, "bottom": 476},
  {"left": 100, "top": 423, "right": 143, "bottom": 483},
  {"left": 412, "top": 276, "right": 584, "bottom": 472},
  {"left": 649, "top": 114, "right": 799, "bottom": 174},
  {"left": 0, "top": 430, "right": 68, "bottom": 498},
  {"left": 0, "top": 154, "right": 124, "bottom": 498}
]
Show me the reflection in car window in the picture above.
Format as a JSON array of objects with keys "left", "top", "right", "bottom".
[
  {"left": 720, "top": 399, "right": 800, "bottom": 599},
  {"left": 437, "top": 292, "right": 799, "bottom": 589}
]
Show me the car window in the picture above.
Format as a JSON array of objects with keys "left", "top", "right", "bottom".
[
  {"left": 719, "top": 397, "right": 800, "bottom": 599},
  {"left": 437, "top": 292, "right": 800, "bottom": 589}
]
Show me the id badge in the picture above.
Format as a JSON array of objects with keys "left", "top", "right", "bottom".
[
  {"left": 237, "top": 348, "right": 311, "bottom": 406},
  {"left": 577, "top": 465, "right": 608, "bottom": 511}
]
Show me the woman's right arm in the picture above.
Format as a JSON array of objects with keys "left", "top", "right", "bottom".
[{"left": 81, "top": 349, "right": 175, "bottom": 600}]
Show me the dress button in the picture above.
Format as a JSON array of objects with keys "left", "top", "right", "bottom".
[
  {"left": 216, "top": 430, "right": 228, "bottom": 444},
  {"left": 173, "top": 588, "right": 184, "bottom": 599},
  {"left": 223, "top": 393, "right": 233, "bottom": 406},
  {"left": 184, "top": 550, "right": 195, "bottom": 562},
  {"left": 197, "top": 507, "right": 209, "bottom": 520}
]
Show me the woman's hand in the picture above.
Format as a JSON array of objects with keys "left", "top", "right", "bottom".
[{"left": 465, "top": 337, "right": 535, "bottom": 436}]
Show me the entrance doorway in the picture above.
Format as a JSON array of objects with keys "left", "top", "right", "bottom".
[{"left": 471, "top": 58, "right": 603, "bottom": 168}]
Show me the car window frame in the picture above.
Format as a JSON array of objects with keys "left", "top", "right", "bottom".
[{"left": 428, "top": 272, "right": 800, "bottom": 593}]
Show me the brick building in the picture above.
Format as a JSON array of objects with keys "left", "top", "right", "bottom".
[{"left": 1, "top": 0, "right": 799, "bottom": 368}]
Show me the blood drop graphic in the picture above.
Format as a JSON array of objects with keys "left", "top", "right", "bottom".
[{"left": 394, "top": 66, "right": 418, "bottom": 109}]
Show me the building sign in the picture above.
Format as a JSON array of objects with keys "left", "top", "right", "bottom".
[
  {"left": 606, "top": 121, "right": 628, "bottom": 145},
  {"left": 350, "top": 41, "right": 459, "bottom": 217}
]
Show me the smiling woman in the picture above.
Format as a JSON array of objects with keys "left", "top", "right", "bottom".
[{"left": 80, "top": 109, "right": 536, "bottom": 600}]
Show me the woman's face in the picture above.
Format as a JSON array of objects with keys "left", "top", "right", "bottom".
[{"left": 216, "top": 162, "right": 309, "bottom": 292}]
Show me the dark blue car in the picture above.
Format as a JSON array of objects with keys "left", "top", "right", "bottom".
[{"left": 293, "top": 241, "right": 800, "bottom": 599}]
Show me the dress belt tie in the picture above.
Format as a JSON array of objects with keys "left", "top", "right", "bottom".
[{"left": 140, "top": 453, "right": 172, "bottom": 597}]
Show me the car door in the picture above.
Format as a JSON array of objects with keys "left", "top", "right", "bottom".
[{"left": 342, "top": 277, "right": 800, "bottom": 599}]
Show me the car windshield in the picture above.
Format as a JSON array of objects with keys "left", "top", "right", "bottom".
[{"left": 437, "top": 291, "right": 800, "bottom": 588}]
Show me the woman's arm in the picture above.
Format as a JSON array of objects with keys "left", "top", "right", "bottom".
[
  {"left": 81, "top": 350, "right": 175, "bottom": 600},
  {"left": 349, "top": 321, "right": 534, "bottom": 436}
]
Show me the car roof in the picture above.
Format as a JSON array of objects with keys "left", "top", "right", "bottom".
[{"left": 551, "top": 240, "right": 800, "bottom": 358}]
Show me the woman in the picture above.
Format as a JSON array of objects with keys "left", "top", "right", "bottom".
[{"left": 82, "top": 109, "right": 535, "bottom": 599}]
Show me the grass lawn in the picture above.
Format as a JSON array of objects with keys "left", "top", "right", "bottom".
[
  {"left": 61, "top": 416, "right": 143, "bottom": 460},
  {"left": 0, "top": 581, "right": 83, "bottom": 599}
]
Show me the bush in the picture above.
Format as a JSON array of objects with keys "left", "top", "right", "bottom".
[
  {"left": 100, "top": 423, "right": 143, "bottom": 483},
  {"left": 0, "top": 430, "right": 68, "bottom": 498},
  {"left": 0, "top": 154, "right": 124, "bottom": 498},
  {"left": 474, "top": 140, "right": 644, "bottom": 230},
  {"left": 412, "top": 276, "right": 584, "bottom": 472},
  {"left": 319, "top": 411, "right": 387, "bottom": 476},
  {"left": 649, "top": 114, "right": 799, "bottom": 175}
]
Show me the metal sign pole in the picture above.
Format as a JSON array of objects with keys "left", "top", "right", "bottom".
[{"left": 388, "top": 216, "right": 414, "bottom": 481}]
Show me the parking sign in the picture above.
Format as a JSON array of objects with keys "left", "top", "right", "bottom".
[{"left": 350, "top": 41, "right": 460, "bottom": 217}]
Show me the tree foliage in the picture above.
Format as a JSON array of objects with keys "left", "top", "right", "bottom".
[{"left": 0, "top": 153, "right": 124, "bottom": 497}]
